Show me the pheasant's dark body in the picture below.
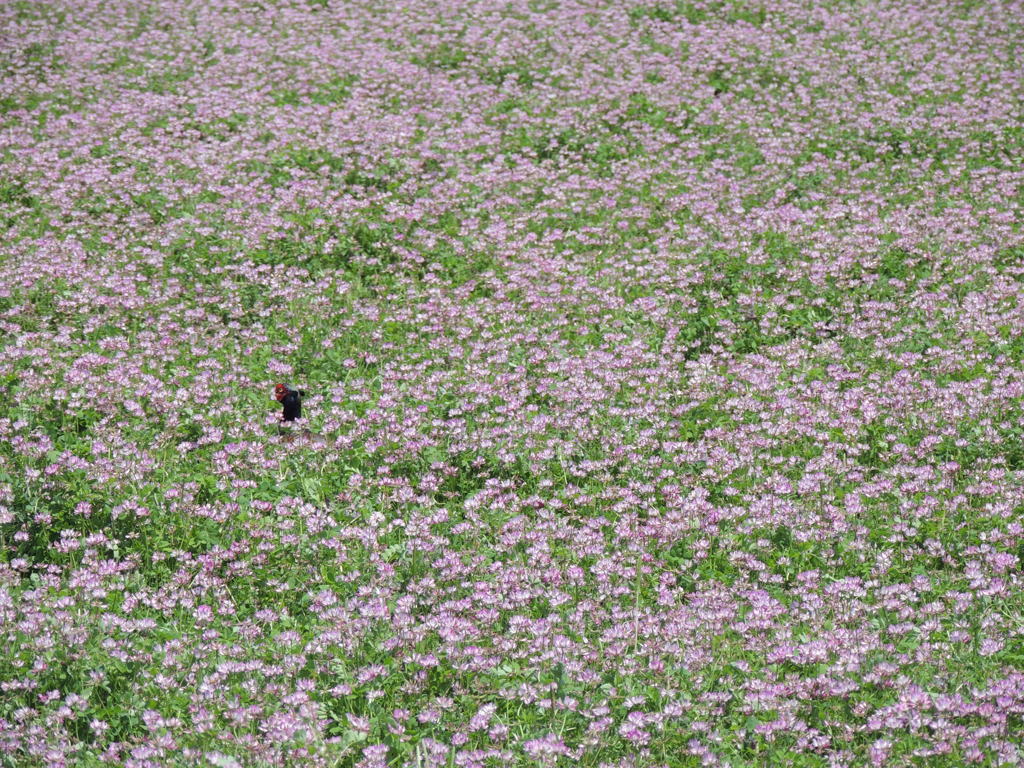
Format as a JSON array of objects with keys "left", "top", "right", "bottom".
[{"left": 281, "top": 390, "right": 302, "bottom": 421}]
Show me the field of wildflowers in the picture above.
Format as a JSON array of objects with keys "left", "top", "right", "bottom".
[{"left": 2, "top": 0, "right": 1023, "bottom": 765}]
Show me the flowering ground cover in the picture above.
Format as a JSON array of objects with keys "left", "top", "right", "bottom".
[{"left": 1, "top": 0, "right": 1023, "bottom": 765}]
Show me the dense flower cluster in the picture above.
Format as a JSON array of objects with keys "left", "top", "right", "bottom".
[{"left": 1, "top": 0, "right": 1022, "bottom": 765}]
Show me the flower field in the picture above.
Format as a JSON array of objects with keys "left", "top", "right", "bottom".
[{"left": 1, "top": 0, "right": 1023, "bottom": 765}]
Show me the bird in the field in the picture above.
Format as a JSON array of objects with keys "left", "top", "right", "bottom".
[
  {"left": 274, "top": 383, "right": 304, "bottom": 422},
  {"left": 273, "top": 384, "right": 325, "bottom": 445}
]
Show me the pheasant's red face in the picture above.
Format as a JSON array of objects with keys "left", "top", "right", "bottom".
[{"left": 274, "top": 383, "right": 289, "bottom": 402}]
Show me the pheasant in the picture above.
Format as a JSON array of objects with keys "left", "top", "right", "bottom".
[
  {"left": 274, "top": 383, "right": 304, "bottom": 421},
  {"left": 273, "top": 384, "right": 325, "bottom": 445}
]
